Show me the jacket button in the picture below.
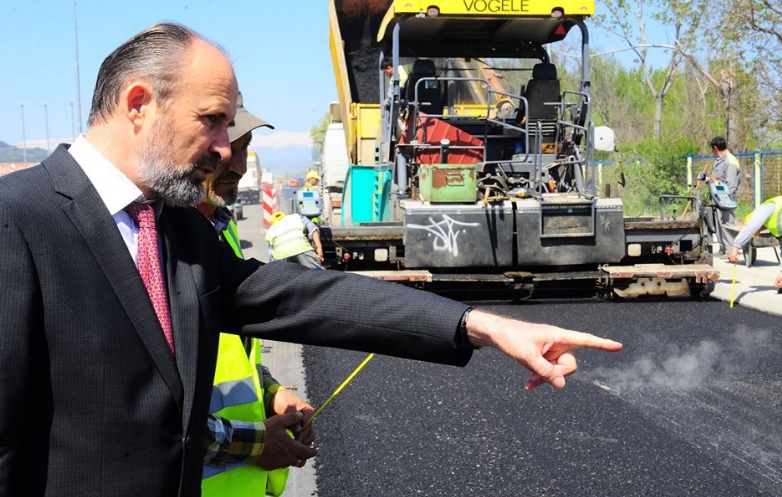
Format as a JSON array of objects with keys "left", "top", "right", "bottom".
[{"left": 184, "top": 435, "right": 192, "bottom": 450}]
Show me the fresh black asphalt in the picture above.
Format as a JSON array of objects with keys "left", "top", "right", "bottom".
[{"left": 304, "top": 297, "right": 782, "bottom": 496}]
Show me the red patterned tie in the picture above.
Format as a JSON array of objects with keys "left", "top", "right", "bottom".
[{"left": 126, "top": 202, "right": 175, "bottom": 356}]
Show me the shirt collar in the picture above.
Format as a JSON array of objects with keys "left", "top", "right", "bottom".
[
  {"left": 67, "top": 134, "right": 148, "bottom": 216},
  {"left": 213, "top": 206, "right": 233, "bottom": 234}
]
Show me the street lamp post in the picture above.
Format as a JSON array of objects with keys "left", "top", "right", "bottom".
[
  {"left": 45, "top": 104, "right": 51, "bottom": 153},
  {"left": 73, "top": 1, "right": 83, "bottom": 135},
  {"left": 21, "top": 105, "right": 27, "bottom": 165}
]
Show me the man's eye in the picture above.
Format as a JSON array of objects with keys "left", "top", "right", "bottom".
[{"left": 205, "top": 115, "right": 222, "bottom": 127}]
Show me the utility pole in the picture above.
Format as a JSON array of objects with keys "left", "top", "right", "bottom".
[
  {"left": 45, "top": 104, "right": 50, "bottom": 152},
  {"left": 73, "top": 0, "right": 83, "bottom": 134},
  {"left": 21, "top": 105, "right": 27, "bottom": 164}
]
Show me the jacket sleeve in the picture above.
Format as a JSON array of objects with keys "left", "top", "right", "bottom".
[
  {"left": 217, "top": 255, "right": 473, "bottom": 368},
  {"left": 260, "top": 365, "right": 285, "bottom": 409},
  {"left": 733, "top": 203, "right": 776, "bottom": 248}
]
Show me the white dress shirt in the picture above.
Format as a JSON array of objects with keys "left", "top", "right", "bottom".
[{"left": 67, "top": 135, "right": 162, "bottom": 267}]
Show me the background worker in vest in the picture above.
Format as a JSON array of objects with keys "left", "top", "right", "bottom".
[
  {"left": 195, "top": 93, "right": 316, "bottom": 497},
  {"left": 266, "top": 211, "right": 325, "bottom": 269},
  {"left": 302, "top": 171, "right": 323, "bottom": 224},
  {"left": 727, "top": 195, "right": 782, "bottom": 293},
  {"left": 702, "top": 136, "right": 742, "bottom": 255},
  {"left": 304, "top": 170, "right": 320, "bottom": 191}
]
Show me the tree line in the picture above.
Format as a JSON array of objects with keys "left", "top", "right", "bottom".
[
  {"left": 311, "top": 0, "right": 781, "bottom": 214},
  {"left": 580, "top": 0, "right": 781, "bottom": 213},
  {"left": 590, "top": 0, "right": 781, "bottom": 153}
]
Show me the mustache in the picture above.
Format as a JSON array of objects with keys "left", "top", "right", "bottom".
[
  {"left": 217, "top": 171, "right": 243, "bottom": 183},
  {"left": 195, "top": 154, "right": 220, "bottom": 173}
]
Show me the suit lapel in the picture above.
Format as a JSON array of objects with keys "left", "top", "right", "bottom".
[
  {"left": 160, "top": 210, "right": 200, "bottom": 427},
  {"left": 46, "top": 146, "right": 185, "bottom": 413}
]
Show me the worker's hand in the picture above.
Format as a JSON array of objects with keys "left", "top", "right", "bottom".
[
  {"left": 465, "top": 309, "right": 623, "bottom": 390},
  {"left": 256, "top": 412, "right": 317, "bottom": 470},
  {"left": 316, "top": 250, "right": 324, "bottom": 263},
  {"left": 774, "top": 272, "right": 782, "bottom": 289},
  {"left": 727, "top": 246, "right": 740, "bottom": 264},
  {"left": 272, "top": 389, "right": 316, "bottom": 445}
]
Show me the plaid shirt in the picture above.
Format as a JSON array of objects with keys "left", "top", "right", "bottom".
[{"left": 203, "top": 366, "right": 286, "bottom": 467}]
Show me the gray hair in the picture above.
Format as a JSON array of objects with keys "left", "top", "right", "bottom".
[{"left": 87, "top": 23, "right": 212, "bottom": 126}]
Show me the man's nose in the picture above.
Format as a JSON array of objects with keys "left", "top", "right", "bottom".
[{"left": 211, "top": 130, "right": 232, "bottom": 163}]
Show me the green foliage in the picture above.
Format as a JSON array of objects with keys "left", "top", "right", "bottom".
[
  {"left": 615, "top": 160, "right": 662, "bottom": 217},
  {"left": 309, "top": 113, "right": 332, "bottom": 154},
  {"left": 613, "top": 136, "right": 700, "bottom": 216},
  {"left": 582, "top": 0, "right": 780, "bottom": 212},
  {"left": 734, "top": 203, "right": 754, "bottom": 223}
]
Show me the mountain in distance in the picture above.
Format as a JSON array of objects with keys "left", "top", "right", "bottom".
[
  {"left": 255, "top": 146, "right": 315, "bottom": 178},
  {"left": 0, "top": 141, "right": 49, "bottom": 163},
  {"left": 1, "top": 129, "right": 317, "bottom": 178},
  {"left": 252, "top": 130, "right": 317, "bottom": 179}
]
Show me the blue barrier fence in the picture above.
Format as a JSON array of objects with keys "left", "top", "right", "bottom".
[{"left": 593, "top": 150, "right": 782, "bottom": 209}]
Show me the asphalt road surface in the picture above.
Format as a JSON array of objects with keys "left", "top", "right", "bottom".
[
  {"left": 304, "top": 297, "right": 782, "bottom": 497},
  {"left": 237, "top": 203, "right": 782, "bottom": 496}
]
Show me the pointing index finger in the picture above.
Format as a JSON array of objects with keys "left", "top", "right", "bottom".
[{"left": 575, "top": 332, "right": 623, "bottom": 352}]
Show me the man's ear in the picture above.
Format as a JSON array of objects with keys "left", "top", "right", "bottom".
[{"left": 124, "top": 82, "right": 154, "bottom": 129}]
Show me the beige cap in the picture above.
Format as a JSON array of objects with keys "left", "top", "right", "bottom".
[{"left": 228, "top": 92, "right": 274, "bottom": 142}]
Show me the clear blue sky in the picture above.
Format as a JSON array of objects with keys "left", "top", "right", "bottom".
[
  {"left": 0, "top": 0, "right": 672, "bottom": 170},
  {"left": 0, "top": 0, "right": 336, "bottom": 153}
]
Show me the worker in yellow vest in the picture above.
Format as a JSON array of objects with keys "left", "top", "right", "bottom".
[
  {"left": 304, "top": 170, "right": 320, "bottom": 191},
  {"left": 303, "top": 171, "right": 322, "bottom": 224},
  {"left": 194, "top": 93, "right": 317, "bottom": 496},
  {"left": 727, "top": 195, "right": 782, "bottom": 292},
  {"left": 266, "top": 211, "right": 325, "bottom": 268}
]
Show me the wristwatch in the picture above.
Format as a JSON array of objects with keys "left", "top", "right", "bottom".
[{"left": 455, "top": 307, "right": 476, "bottom": 350}]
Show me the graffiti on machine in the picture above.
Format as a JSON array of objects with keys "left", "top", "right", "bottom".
[{"left": 407, "top": 215, "right": 481, "bottom": 257}]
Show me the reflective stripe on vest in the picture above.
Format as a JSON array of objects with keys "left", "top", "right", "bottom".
[
  {"left": 266, "top": 215, "right": 313, "bottom": 260},
  {"left": 761, "top": 196, "right": 782, "bottom": 237},
  {"left": 223, "top": 219, "right": 242, "bottom": 256},
  {"left": 203, "top": 222, "right": 289, "bottom": 496}
]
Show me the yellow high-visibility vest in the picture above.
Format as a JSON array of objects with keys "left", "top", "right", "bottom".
[
  {"left": 265, "top": 215, "right": 314, "bottom": 260},
  {"left": 202, "top": 219, "right": 289, "bottom": 497},
  {"left": 222, "top": 219, "right": 242, "bottom": 258},
  {"left": 761, "top": 196, "right": 782, "bottom": 237}
]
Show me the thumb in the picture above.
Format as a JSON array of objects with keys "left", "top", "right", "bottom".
[{"left": 279, "top": 411, "right": 304, "bottom": 429}]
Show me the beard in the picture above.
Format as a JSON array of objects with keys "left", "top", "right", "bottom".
[
  {"left": 207, "top": 171, "right": 241, "bottom": 207},
  {"left": 138, "top": 118, "right": 218, "bottom": 206},
  {"left": 205, "top": 187, "right": 228, "bottom": 208}
]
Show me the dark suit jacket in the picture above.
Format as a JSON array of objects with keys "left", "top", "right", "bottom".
[{"left": 0, "top": 145, "right": 471, "bottom": 496}]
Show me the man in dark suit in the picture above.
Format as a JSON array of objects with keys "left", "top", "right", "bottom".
[{"left": 0, "top": 22, "right": 622, "bottom": 496}]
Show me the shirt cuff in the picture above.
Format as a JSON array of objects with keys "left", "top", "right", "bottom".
[{"left": 204, "top": 416, "right": 266, "bottom": 467}]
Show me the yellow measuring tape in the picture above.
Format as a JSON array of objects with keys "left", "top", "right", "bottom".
[{"left": 302, "top": 352, "right": 375, "bottom": 429}]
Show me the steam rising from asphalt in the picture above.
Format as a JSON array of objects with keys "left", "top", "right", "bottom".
[{"left": 587, "top": 326, "right": 771, "bottom": 391}]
